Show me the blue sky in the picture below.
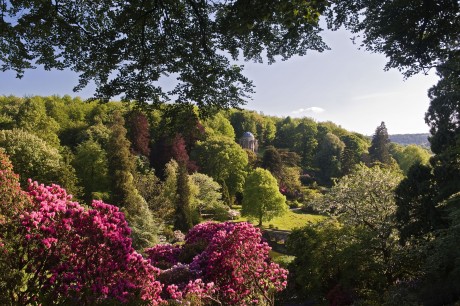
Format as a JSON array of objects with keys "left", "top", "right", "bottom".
[{"left": 0, "top": 28, "right": 438, "bottom": 136}]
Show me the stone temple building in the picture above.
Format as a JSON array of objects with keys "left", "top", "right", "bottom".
[{"left": 239, "top": 132, "right": 258, "bottom": 152}]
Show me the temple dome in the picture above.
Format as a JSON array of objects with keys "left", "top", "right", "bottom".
[{"left": 241, "top": 132, "right": 255, "bottom": 140}]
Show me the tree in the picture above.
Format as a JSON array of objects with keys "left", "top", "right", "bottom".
[
  {"left": 126, "top": 109, "right": 151, "bottom": 157},
  {"left": 286, "top": 220, "right": 378, "bottom": 304},
  {"left": 14, "top": 96, "right": 61, "bottom": 147},
  {"left": 395, "top": 164, "right": 446, "bottom": 244},
  {"left": 192, "top": 135, "right": 248, "bottom": 205},
  {"left": 340, "top": 133, "right": 368, "bottom": 175},
  {"left": 189, "top": 173, "right": 227, "bottom": 218},
  {"left": 2, "top": 0, "right": 327, "bottom": 109},
  {"left": 203, "top": 112, "right": 235, "bottom": 140},
  {"left": 0, "top": 129, "right": 79, "bottom": 194},
  {"left": 298, "top": 165, "right": 405, "bottom": 303},
  {"left": 392, "top": 144, "right": 431, "bottom": 174},
  {"left": 293, "top": 118, "right": 318, "bottom": 170},
  {"left": 261, "top": 146, "right": 283, "bottom": 180},
  {"left": 106, "top": 111, "right": 158, "bottom": 249},
  {"left": 326, "top": 1, "right": 460, "bottom": 78},
  {"left": 369, "top": 122, "right": 391, "bottom": 165},
  {"left": 72, "top": 139, "right": 110, "bottom": 202},
  {"left": 314, "top": 132, "right": 345, "bottom": 184},
  {"left": 242, "top": 168, "right": 287, "bottom": 226}
]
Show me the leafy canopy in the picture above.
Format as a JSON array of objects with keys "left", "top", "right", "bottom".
[{"left": 1, "top": 0, "right": 327, "bottom": 111}]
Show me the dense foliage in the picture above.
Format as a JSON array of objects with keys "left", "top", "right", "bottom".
[{"left": 0, "top": 149, "right": 287, "bottom": 305}]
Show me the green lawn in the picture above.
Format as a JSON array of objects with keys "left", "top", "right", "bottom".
[{"left": 232, "top": 206, "right": 324, "bottom": 231}]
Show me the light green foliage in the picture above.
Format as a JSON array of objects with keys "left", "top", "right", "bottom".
[
  {"left": 0, "top": 129, "right": 79, "bottom": 194},
  {"left": 72, "top": 139, "right": 109, "bottom": 202},
  {"left": 190, "top": 173, "right": 226, "bottom": 215},
  {"left": 242, "top": 168, "right": 287, "bottom": 226},
  {"left": 280, "top": 166, "right": 302, "bottom": 194},
  {"left": 14, "top": 96, "right": 61, "bottom": 147},
  {"left": 230, "top": 110, "right": 277, "bottom": 146},
  {"left": 322, "top": 164, "right": 402, "bottom": 236},
  {"left": 193, "top": 135, "right": 248, "bottom": 205},
  {"left": 392, "top": 144, "right": 431, "bottom": 175},
  {"left": 289, "top": 165, "right": 405, "bottom": 303},
  {"left": 203, "top": 112, "right": 235, "bottom": 140}
]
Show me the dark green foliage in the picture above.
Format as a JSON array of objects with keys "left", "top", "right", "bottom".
[
  {"left": 286, "top": 221, "right": 387, "bottom": 304},
  {"left": 418, "top": 196, "right": 460, "bottom": 306},
  {"left": 326, "top": 0, "right": 460, "bottom": 78},
  {"left": 314, "top": 133, "right": 345, "bottom": 184},
  {"left": 107, "top": 112, "right": 136, "bottom": 206},
  {"left": 261, "top": 146, "right": 283, "bottom": 180},
  {"left": 395, "top": 164, "right": 446, "bottom": 244},
  {"left": 369, "top": 122, "right": 391, "bottom": 165},
  {"left": 294, "top": 118, "right": 318, "bottom": 169},
  {"left": 174, "top": 164, "right": 194, "bottom": 232},
  {"left": 2, "top": 0, "right": 327, "bottom": 110},
  {"left": 340, "top": 134, "right": 368, "bottom": 175}
]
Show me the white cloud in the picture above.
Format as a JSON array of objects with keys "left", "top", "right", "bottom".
[{"left": 291, "top": 107, "right": 325, "bottom": 115}]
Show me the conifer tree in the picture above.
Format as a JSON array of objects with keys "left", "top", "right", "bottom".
[
  {"left": 174, "top": 163, "right": 194, "bottom": 232},
  {"left": 107, "top": 111, "right": 158, "bottom": 249},
  {"left": 369, "top": 122, "right": 391, "bottom": 165}
]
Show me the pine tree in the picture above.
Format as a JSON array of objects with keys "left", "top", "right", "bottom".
[{"left": 369, "top": 122, "right": 391, "bottom": 165}]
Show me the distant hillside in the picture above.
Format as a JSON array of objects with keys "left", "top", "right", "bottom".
[{"left": 389, "top": 133, "right": 430, "bottom": 147}]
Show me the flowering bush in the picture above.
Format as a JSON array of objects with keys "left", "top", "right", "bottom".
[
  {"left": 0, "top": 150, "right": 287, "bottom": 305},
  {"left": 147, "top": 222, "right": 288, "bottom": 305},
  {"left": 17, "top": 181, "right": 163, "bottom": 304}
]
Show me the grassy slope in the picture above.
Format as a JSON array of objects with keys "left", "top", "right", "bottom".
[{"left": 232, "top": 206, "right": 324, "bottom": 231}]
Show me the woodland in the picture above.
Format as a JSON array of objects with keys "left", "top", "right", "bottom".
[{"left": 1, "top": 0, "right": 460, "bottom": 305}]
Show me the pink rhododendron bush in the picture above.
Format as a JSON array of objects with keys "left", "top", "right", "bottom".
[
  {"left": 146, "top": 221, "right": 288, "bottom": 305},
  {"left": 0, "top": 150, "right": 287, "bottom": 305}
]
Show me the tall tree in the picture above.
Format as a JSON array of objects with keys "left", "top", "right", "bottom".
[
  {"left": 369, "top": 122, "right": 391, "bottom": 165},
  {"left": 314, "top": 132, "right": 345, "bottom": 184},
  {"left": 106, "top": 111, "right": 158, "bottom": 249},
  {"left": 174, "top": 163, "right": 194, "bottom": 232},
  {"left": 242, "top": 168, "right": 287, "bottom": 226},
  {"left": 192, "top": 135, "right": 248, "bottom": 205},
  {"left": 126, "top": 109, "right": 151, "bottom": 158},
  {"left": 261, "top": 146, "right": 283, "bottom": 180},
  {"left": 340, "top": 134, "right": 368, "bottom": 175},
  {"left": 395, "top": 164, "right": 446, "bottom": 244},
  {"left": 293, "top": 118, "right": 318, "bottom": 170}
]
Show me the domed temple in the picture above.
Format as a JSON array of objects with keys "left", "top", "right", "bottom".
[{"left": 239, "top": 132, "right": 258, "bottom": 152}]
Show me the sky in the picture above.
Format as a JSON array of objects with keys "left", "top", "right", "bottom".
[{"left": 0, "top": 28, "right": 439, "bottom": 136}]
